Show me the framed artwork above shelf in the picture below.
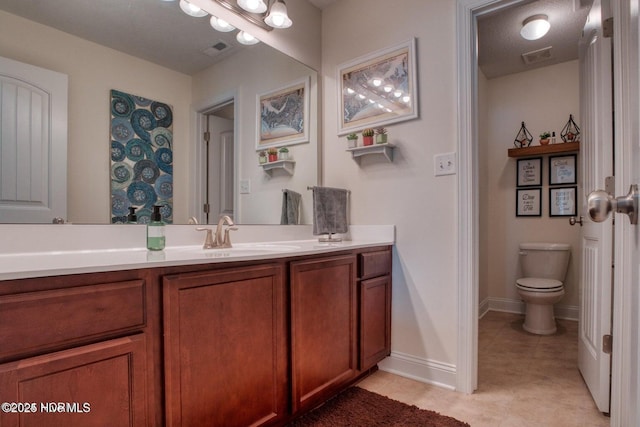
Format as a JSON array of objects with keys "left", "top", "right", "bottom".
[{"left": 508, "top": 142, "right": 580, "bottom": 158}]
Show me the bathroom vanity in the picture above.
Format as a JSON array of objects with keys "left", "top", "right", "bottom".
[{"left": 0, "top": 226, "right": 392, "bottom": 426}]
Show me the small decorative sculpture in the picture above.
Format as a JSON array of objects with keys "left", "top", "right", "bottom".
[
  {"left": 514, "top": 121, "right": 533, "bottom": 148},
  {"left": 560, "top": 114, "right": 581, "bottom": 143}
]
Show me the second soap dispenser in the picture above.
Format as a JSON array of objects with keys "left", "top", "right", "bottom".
[{"left": 147, "top": 205, "right": 165, "bottom": 251}]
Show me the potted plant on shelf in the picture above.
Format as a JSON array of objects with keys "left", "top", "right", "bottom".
[
  {"left": 267, "top": 147, "right": 278, "bottom": 162},
  {"left": 278, "top": 146, "right": 290, "bottom": 160},
  {"left": 375, "top": 127, "right": 388, "bottom": 144},
  {"left": 346, "top": 133, "right": 358, "bottom": 148},
  {"left": 362, "top": 128, "right": 374, "bottom": 146},
  {"left": 258, "top": 150, "right": 267, "bottom": 164},
  {"left": 539, "top": 131, "right": 551, "bottom": 145}
]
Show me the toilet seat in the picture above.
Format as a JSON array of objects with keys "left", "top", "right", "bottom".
[{"left": 516, "top": 277, "right": 563, "bottom": 293}]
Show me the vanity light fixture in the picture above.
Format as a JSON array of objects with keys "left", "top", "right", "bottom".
[
  {"left": 236, "top": 30, "right": 260, "bottom": 45},
  {"left": 264, "top": 0, "right": 292, "bottom": 28},
  {"left": 179, "top": 0, "right": 208, "bottom": 17},
  {"left": 210, "top": 15, "right": 236, "bottom": 32},
  {"left": 520, "top": 14, "right": 550, "bottom": 41},
  {"left": 238, "top": 0, "right": 268, "bottom": 14}
]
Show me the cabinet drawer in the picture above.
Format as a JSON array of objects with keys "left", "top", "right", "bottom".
[
  {"left": 0, "top": 280, "right": 146, "bottom": 360},
  {"left": 359, "top": 250, "right": 392, "bottom": 279}
]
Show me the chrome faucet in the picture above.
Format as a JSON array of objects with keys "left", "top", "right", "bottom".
[{"left": 196, "top": 215, "right": 237, "bottom": 249}]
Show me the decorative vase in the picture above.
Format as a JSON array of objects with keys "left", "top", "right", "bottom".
[
  {"left": 540, "top": 139, "right": 550, "bottom": 146},
  {"left": 375, "top": 134, "right": 388, "bottom": 144},
  {"left": 363, "top": 136, "right": 374, "bottom": 146},
  {"left": 347, "top": 138, "right": 357, "bottom": 148}
]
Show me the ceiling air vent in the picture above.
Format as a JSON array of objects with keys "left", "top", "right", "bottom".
[
  {"left": 202, "top": 41, "right": 230, "bottom": 58},
  {"left": 522, "top": 46, "right": 553, "bottom": 65}
]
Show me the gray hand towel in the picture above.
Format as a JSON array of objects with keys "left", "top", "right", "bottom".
[
  {"left": 312, "top": 187, "right": 348, "bottom": 235},
  {"left": 280, "top": 189, "right": 301, "bottom": 225}
]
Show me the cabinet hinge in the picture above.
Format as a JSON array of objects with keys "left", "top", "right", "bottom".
[
  {"left": 203, "top": 131, "right": 210, "bottom": 143},
  {"left": 603, "top": 334, "right": 613, "bottom": 354},
  {"left": 203, "top": 203, "right": 210, "bottom": 214},
  {"left": 603, "top": 17, "right": 613, "bottom": 38}
]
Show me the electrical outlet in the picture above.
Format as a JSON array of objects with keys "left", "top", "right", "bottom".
[
  {"left": 239, "top": 179, "right": 250, "bottom": 194},
  {"left": 434, "top": 152, "right": 457, "bottom": 176}
]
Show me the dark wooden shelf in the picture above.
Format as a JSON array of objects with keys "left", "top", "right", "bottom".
[{"left": 508, "top": 142, "right": 580, "bottom": 158}]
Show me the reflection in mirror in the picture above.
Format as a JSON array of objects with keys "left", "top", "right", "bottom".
[{"left": 0, "top": 0, "right": 318, "bottom": 225}]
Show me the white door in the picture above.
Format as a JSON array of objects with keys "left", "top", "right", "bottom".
[
  {"left": 206, "top": 114, "right": 234, "bottom": 223},
  {"left": 0, "top": 56, "right": 67, "bottom": 223},
  {"left": 610, "top": 0, "right": 640, "bottom": 425},
  {"left": 577, "top": 0, "right": 613, "bottom": 413}
]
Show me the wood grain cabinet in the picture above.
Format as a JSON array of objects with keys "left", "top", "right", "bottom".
[
  {"left": 290, "top": 255, "right": 358, "bottom": 413},
  {"left": 163, "top": 264, "right": 287, "bottom": 427},
  {"left": 358, "top": 250, "right": 392, "bottom": 371}
]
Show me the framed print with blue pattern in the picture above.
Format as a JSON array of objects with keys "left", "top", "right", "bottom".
[{"left": 110, "top": 89, "right": 173, "bottom": 224}]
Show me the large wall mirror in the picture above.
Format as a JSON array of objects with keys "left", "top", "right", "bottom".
[{"left": 0, "top": 0, "right": 319, "bottom": 225}]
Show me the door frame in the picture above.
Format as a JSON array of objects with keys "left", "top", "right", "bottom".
[
  {"left": 457, "top": 1, "right": 634, "bottom": 425},
  {"left": 190, "top": 91, "right": 238, "bottom": 225}
]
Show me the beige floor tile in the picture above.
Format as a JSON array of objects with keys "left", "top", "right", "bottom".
[{"left": 358, "top": 310, "right": 611, "bottom": 426}]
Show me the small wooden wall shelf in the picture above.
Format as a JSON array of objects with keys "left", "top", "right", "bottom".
[
  {"left": 508, "top": 142, "right": 580, "bottom": 158},
  {"left": 347, "top": 143, "right": 396, "bottom": 162},
  {"left": 261, "top": 160, "right": 295, "bottom": 175}
]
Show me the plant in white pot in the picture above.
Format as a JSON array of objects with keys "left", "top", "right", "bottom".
[
  {"left": 346, "top": 133, "right": 358, "bottom": 148},
  {"left": 278, "top": 146, "right": 290, "bottom": 160},
  {"left": 375, "top": 127, "right": 388, "bottom": 144}
]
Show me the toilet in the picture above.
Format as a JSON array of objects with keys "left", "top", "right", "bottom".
[{"left": 516, "top": 242, "right": 571, "bottom": 335}]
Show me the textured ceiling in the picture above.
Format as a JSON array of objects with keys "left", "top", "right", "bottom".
[
  {"left": 478, "top": 0, "right": 591, "bottom": 79},
  {"left": 0, "top": 0, "right": 263, "bottom": 75}
]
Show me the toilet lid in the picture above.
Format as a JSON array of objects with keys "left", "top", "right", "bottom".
[{"left": 516, "top": 277, "right": 563, "bottom": 292}]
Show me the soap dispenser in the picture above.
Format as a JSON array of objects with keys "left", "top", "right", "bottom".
[
  {"left": 127, "top": 207, "right": 137, "bottom": 224},
  {"left": 147, "top": 205, "right": 165, "bottom": 251}
]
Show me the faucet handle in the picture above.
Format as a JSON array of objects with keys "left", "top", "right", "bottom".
[
  {"left": 221, "top": 227, "right": 238, "bottom": 248},
  {"left": 196, "top": 227, "right": 216, "bottom": 249}
]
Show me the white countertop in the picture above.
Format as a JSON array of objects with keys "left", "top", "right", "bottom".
[{"left": 0, "top": 225, "right": 394, "bottom": 280}]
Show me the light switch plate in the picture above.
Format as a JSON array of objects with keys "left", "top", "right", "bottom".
[
  {"left": 434, "top": 152, "right": 457, "bottom": 176},
  {"left": 239, "top": 179, "right": 251, "bottom": 194}
]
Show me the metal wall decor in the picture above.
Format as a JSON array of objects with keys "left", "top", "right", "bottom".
[
  {"left": 513, "top": 121, "right": 533, "bottom": 148},
  {"left": 560, "top": 114, "right": 581, "bottom": 142}
]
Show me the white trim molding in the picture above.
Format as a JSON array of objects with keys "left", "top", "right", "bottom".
[
  {"left": 378, "top": 352, "right": 457, "bottom": 391},
  {"left": 480, "top": 297, "right": 579, "bottom": 321}
]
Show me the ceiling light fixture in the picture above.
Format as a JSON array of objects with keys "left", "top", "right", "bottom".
[
  {"left": 179, "top": 0, "right": 208, "bottom": 17},
  {"left": 264, "top": 0, "right": 292, "bottom": 29},
  {"left": 520, "top": 14, "right": 550, "bottom": 41},
  {"left": 237, "top": 0, "right": 268, "bottom": 14},
  {"left": 210, "top": 15, "right": 235, "bottom": 32},
  {"left": 236, "top": 30, "right": 260, "bottom": 45}
]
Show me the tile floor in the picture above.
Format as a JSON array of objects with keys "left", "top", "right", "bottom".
[{"left": 358, "top": 311, "right": 610, "bottom": 427}]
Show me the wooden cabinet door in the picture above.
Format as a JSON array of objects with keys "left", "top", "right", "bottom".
[
  {"left": 163, "top": 264, "right": 286, "bottom": 427},
  {"left": 290, "top": 255, "right": 357, "bottom": 413},
  {"left": 360, "top": 275, "right": 392, "bottom": 370},
  {"left": 0, "top": 335, "right": 148, "bottom": 427}
]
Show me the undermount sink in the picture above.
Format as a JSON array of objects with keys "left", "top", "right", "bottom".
[{"left": 168, "top": 243, "right": 301, "bottom": 256}]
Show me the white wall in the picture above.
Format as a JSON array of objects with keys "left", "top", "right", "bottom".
[
  {"left": 478, "top": 69, "right": 490, "bottom": 310},
  {"left": 480, "top": 61, "right": 582, "bottom": 317},
  {"left": 0, "top": 10, "right": 192, "bottom": 224},
  {"left": 322, "top": 0, "right": 459, "bottom": 384},
  {"left": 192, "top": 44, "right": 318, "bottom": 224}
]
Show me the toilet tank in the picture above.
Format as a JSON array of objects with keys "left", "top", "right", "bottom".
[{"left": 519, "top": 243, "right": 571, "bottom": 281}]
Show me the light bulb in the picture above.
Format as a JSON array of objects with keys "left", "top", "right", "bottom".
[
  {"left": 179, "top": 0, "right": 207, "bottom": 17},
  {"left": 520, "top": 14, "right": 550, "bottom": 41},
  {"left": 210, "top": 16, "right": 235, "bottom": 32},
  {"left": 346, "top": 88, "right": 355, "bottom": 94},
  {"left": 402, "top": 95, "right": 411, "bottom": 103},
  {"left": 393, "top": 90, "right": 402, "bottom": 98},
  {"left": 237, "top": 31, "right": 259, "bottom": 45},
  {"left": 265, "top": 0, "right": 292, "bottom": 29},
  {"left": 383, "top": 85, "right": 393, "bottom": 93},
  {"left": 238, "top": 0, "right": 267, "bottom": 13},
  {"left": 371, "top": 78, "right": 382, "bottom": 87}
]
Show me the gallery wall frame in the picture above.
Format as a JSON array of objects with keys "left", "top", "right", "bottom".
[
  {"left": 516, "top": 188, "right": 542, "bottom": 217},
  {"left": 549, "top": 154, "right": 577, "bottom": 185},
  {"left": 516, "top": 157, "right": 542, "bottom": 187},
  {"left": 549, "top": 186, "right": 577, "bottom": 217},
  {"left": 256, "top": 76, "right": 309, "bottom": 150},
  {"left": 337, "top": 38, "right": 418, "bottom": 135}
]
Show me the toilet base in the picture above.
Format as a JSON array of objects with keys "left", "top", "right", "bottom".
[{"left": 523, "top": 302, "right": 557, "bottom": 335}]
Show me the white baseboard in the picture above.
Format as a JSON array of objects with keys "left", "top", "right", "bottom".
[
  {"left": 378, "top": 351, "right": 457, "bottom": 390},
  {"left": 479, "top": 297, "right": 579, "bottom": 321}
]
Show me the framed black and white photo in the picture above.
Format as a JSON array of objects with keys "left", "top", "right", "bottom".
[
  {"left": 549, "top": 154, "right": 577, "bottom": 185},
  {"left": 337, "top": 38, "right": 418, "bottom": 135},
  {"left": 517, "top": 157, "right": 542, "bottom": 187},
  {"left": 549, "top": 186, "right": 577, "bottom": 217},
  {"left": 516, "top": 188, "right": 542, "bottom": 217}
]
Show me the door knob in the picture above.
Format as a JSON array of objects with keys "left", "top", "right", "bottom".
[
  {"left": 569, "top": 216, "right": 583, "bottom": 226},
  {"left": 587, "top": 184, "right": 639, "bottom": 225}
]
